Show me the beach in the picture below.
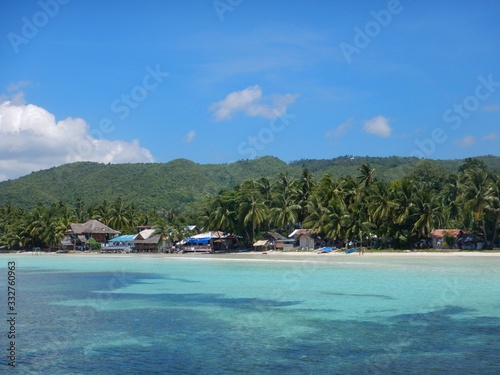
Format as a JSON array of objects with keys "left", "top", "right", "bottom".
[
  {"left": 1, "top": 251, "right": 499, "bottom": 374},
  {"left": 12, "top": 249, "right": 500, "bottom": 258}
]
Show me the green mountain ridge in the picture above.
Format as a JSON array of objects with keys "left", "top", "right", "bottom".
[{"left": 1, "top": 155, "right": 499, "bottom": 210}]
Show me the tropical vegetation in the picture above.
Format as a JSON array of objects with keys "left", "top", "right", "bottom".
[{"left": 1, "top": 157, "right": 500, "bottom": 251}]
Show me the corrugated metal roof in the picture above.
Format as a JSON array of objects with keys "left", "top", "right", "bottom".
[
  {"left": 253, "top": 240, "right": 268, "bottom": 247},
  {"left": 430, "top": 229, "right": 463, "bottom": 238},
  {"left": 136, "top": 229, "right": 156, "bottom": 240},
  {"left": 109, "top": 235, "right": 136, "bottom": 242},
  {"left": 289, "top": 229, "right": 310, "bottom": 238}
]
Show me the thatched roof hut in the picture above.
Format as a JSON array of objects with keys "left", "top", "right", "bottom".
[
  {"left": 69, "top": 220, "right": 120, "bottom": 236},
  {"left": 66, "top": 219, "right": 120, "bottom": 247}
]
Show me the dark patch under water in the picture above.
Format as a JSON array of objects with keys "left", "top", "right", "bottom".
[{"left": 3, "top": 269, "right": 499, "bottom": 374}]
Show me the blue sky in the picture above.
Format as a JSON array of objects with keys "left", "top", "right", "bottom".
[{"left": 1, "top": 0, "right": 499, "bottom": 180}]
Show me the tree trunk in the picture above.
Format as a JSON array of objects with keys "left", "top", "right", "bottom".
[{"left": 482, "top": 218, "right": 489, "bottom": 249}]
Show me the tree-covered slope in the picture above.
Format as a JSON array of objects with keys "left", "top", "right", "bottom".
[
  {"left": 0, "top": 156, "right": 294, "bottom": 209},
  {"left": 1, "top": 155, "right": 499, "bottom": 210}
]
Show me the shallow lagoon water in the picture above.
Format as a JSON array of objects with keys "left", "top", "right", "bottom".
[{"left": 1, "top": 254, "right": 499, "bottom": 374}]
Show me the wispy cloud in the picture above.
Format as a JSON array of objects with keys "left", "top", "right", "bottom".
[
  {"left": 185, "top": 130, "right": 196, "bottom": 143},
  {"left": 188, "top": 28, "right": 337, "bottom": 82},
  {"left": 483, "top": 133, "right": 498, "bottom": 141},
  {"left": 482, "top": 105, "right": 500, "bottom": 112},
  {"left": 210, "top": 85, "right": 298, "bottom": 121},
  {"left": 326, "top": 118, "right": 353, "bottom": 138},
  {"left": 363, "top": 116, "right": 392, "bottom": 138},
  {"left": 1, "top": 81, "right": 31, "bottom": 106},
  {"left": 7, "top": 80, "right": 31, "bottom": 93},
  {"left": 456, "top": 135, "right": 476, "bottom": 147}
]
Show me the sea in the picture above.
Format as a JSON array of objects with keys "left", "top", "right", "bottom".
[{"left": 0, "top": 253, "right": 499, "bottom": 374}]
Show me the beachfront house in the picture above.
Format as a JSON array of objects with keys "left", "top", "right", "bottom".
[
  {"left": 180, "top": 231, "right": 223, "bottom": 253},
  {"left": 104, "top": 234, "right": 137, "bottom": 252},
  {"left": 429, "top": 229, "right": 465, "bottom": 249},
  {"left": 288, "top": 229, "right": 317, "bottom": 250},
  {"left": 64, "top": 219, "right": 120, "bottom": 250},
  {"left": 253, "top": 239, "right": 269, "bottom": 251},
  {"left": 263, "top": 232, "right": 295, "bottom": 250},
  {"left": 179, "top": 231, "right": 241, "bottom": 253},
  {"left": 133, "top": 229, "right": 161, "bottom": 252}
]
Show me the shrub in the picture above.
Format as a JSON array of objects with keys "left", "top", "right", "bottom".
[
  {"left": 443, "top": 232, "right": 455, "bottom": 249},
  {"left": 87, "top": 237, "right": 101, "bottom": 250}
]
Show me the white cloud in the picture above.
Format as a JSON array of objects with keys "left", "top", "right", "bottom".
[
  {"left": 363, "top": 115, "right": 392, "bottom": 138},
  {"left": 185, "top": 130, "right": 196, "bottom": 143},
  {"left": 0, "top": 101, "right": 155, "bottom": 181},
  {"left": 210, "top": 85, "right": 298, "bottom": 121},
  {"left": 456, "top": 135, "right": 476, "bottom": 147},
  {"left": 483, "top": 133, "right": 498, "bottom": 140}
]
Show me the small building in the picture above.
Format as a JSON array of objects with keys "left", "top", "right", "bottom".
[
  {"left": 64, "top": 219, "right": 120, "bottom": 250},
  {"left": 263, "top": 232, "right": 295, "bottom": 250},
  {"left": 179, "top": 231, "right": 240, "bottom": 253},
  {"left": 289, "top": 229, "right": 316, "bottom": 250},
  {"left": 104, "top": 234, "right": 137, "bottom": 252},
  {"left": 253, "top": 240, "right": 269, "bottom": 251},
  {"left": 180, "top": 231, "right": 223, "bottom": 253},
  {"left": 133, "top": 229, "right": 161, "bottom": 252},
  {"left": 429, "top": 229, "right": 464, "bottom": 249}
]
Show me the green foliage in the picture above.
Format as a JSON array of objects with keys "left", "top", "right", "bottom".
[
  {"left": 87, "top": 237, "right": 101, "bottom": 250},
  {"left": 1, "top": 156, "right": 500, "bottom": 250},
  {"left": 2, "top": 155, "right": 500, "bottom": 211},
  {"left": 443, "top": 232, "right": 455, "bottom": 249}
]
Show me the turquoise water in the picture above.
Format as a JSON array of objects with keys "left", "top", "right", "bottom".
[{"left": 0, "top": 254, "right": 499, "bottom": 374}]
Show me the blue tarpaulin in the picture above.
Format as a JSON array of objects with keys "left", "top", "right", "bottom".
[
  {"left": 186, "top": 237, "right": 210, "bottom": 245},
  {"left": 109, "top": 235, "right": 136, "bottom": 242}
]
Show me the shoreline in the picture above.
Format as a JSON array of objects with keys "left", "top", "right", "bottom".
[{"left": 3, "top": 250, "right": 500, "bottom": 258}]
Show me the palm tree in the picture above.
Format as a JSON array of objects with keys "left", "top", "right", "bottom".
[
  {"left": 95, "top": 200, "right": 112, "bottom": 225},
  {"left": 257, "top": 177, "right": 273, "bottom": 206},
  {"left": 357, "top": 163, "right": 375, "bottom": 187},
  {"left": 206, "top": 195, "right": 236, "bottom": 233},
  {"left": 316, "top": 174, "right": 335, "bottom": 205},
  {"left": 459, "top": 169, "right": 495, "bottom": 247},
  {"left": 152, "top": 217, "right": 173, "bottom": 253},
  {"left": 411, "top": 190, "right": 445, "bottom": 240},
  {"left": 25, "top": 203, "right": 48, "bottom": 248},
  {"left": 239, "top": 194, "right": 268, "bottom": 244},
  {"left": 273, "top": 173, "right": 296, "bottom": 205},
  {"left": 295, "top": 168, "right": 316, "bottom": 224},
  {"left": 368, "top": 181, "right": 396, "bottom": 242},
  {"left": 392, "top": 179, "right": 416, "bottom": 225},
  {"left": 74, "top": 197, "right": 87, "bottom": 222},
  {"left": 269, "top": 200, "right": 301, "bottom": 233},
  {"left": 108, "top": 198, "right": 131, "bottom": 232},
  {"left": 488, "top": 176, "right": 500, "bottom": 248},
  {"left": 303, "top": 195, "right": 346, "bottom": 242}
]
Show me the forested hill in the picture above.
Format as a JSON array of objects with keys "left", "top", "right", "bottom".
[{"left": 1, "top": 155, "right": 499, "bottom": 210}]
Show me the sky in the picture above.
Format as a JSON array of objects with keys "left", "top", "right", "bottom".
[{"left": 1, "top": 0, "right": 500, "bottom": 181}]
